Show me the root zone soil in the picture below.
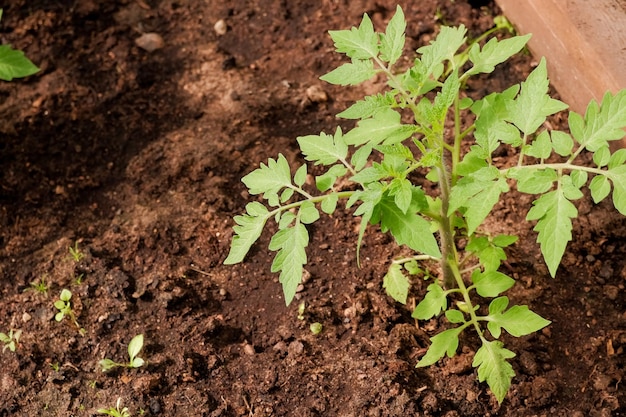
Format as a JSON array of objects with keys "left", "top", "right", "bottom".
[{"left": 0, "top": 1, "right": 625, "bottom": 416}]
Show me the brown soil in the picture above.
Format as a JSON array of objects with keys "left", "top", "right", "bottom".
[{"left": 1, "top": 1, "right": 625, "bottom": 416}]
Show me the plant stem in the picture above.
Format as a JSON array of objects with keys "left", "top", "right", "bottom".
[{"left": 436, "top": 165, "right": 457, "bottom": 289}]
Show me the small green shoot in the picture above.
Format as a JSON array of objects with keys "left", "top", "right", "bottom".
[
  {"left": 54, "top": 289, "right": 85, "bottom": 335},
  {"left": 25, "top": 276, "right": 49, "bottom": 297},
  {"left": 0, "top": 329, "right": 22, "bottom": 353},
  {"left": 99, "top": 334, "right": 145, "bottom": 372},
  {"left": 310, "top": 322, "right": 323, "bottom": 335},
  {"left": 225, "top": 6, "right": 626, "bottom": 403},
  {"left": 297, "top": 301, "right": 306, "bottom": 320},
  {"left": 97, "top": 398, "right": 131, "bottom": 417},
  {"left": 68, "top": 241, "right": 85, "bottom": 262}
]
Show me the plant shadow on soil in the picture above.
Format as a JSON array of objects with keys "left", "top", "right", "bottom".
[{"left": 0, "top": 1, "right": 625, "bottom": 416}]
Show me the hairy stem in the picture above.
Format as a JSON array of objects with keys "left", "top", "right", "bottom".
[{"left": 437, "top": 164, "right": 457, "bottom": 289}]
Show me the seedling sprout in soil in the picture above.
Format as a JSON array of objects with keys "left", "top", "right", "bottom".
[
  {"left": 99, "top": 334, "right": 145, "bottom": 372},
  {"left": 0, "top": 329, "right": 21, "bottom": 353},
  {"left": 225, "top": 6, "right": 626, "bottom": 403},
  {"left": 97, "top": 398, "right": 131, "bottom": 417},
  {"left": 54, "top": 289, "right": 85, "bottom": 335}
]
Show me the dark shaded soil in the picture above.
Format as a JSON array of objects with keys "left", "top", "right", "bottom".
[{"left": 1, "top": 1, "right": 625, "bottom": 416}]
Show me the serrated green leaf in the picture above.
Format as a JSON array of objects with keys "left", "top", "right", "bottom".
[
  {"left": 487, "top": 305, "right": 551, "bottom": 338},
  {"left": 526, "top": 189, "right": 577, "bottom": 276},
  {"left": 466, "top": 34, "right": 531, "bottom": 76},
  {"left": 449, "top": 167, "right": 509, "bottom": 234},
  {"left": 280, "top": 188, "right": 294, "bottom": 203},
  {"left": 278, "top": 211, "right": 296, "bottom": 229},
  {"left": 473, "top": 340, "right": 516, "bottom": 404},
  {"left": 269, "top": 223, "right": 309, "bottom": 305},
  {"left": 343, "top": 108, "right": 415, "bottom": 147},
  {"left": 377, "top": 196, "right": 441, "bottom": 257},
  {"left": 224, "top": 203, "right": 270, "bottom": 264},
  {"left": 379, "top": 5, "right": 405, "bottom": 65},
  {"left": 508, "top": 58, "right": 568, "bottom": 135},
  {"left": 412, "top": 283, "right": 447, "bottom": 320},
  {"left": 432, "top": 70, "right": 460, "bottom": 121},
  {"left": 299, "top": 201, "right": 320, "bottom": 224},
  {"left": 297, "top": 127, "right": 348, "bottom": 165},
  {"left": 328, "top": 13, "right": 379, "bottom": 60},
  {"left": 337, "top": 92, "right": 396, "bottom": 119},
  {"left": 351, "top": 143, "right": 374, "bottom": 171},
  {"left": 383, "top": 263, "right": 410, "bottom": 304},
  {"left": 416, "top": 327, "right": 463, "bottom": 367},
  {"left": 350, "top": 164, "right": 387, "bottom": 184},
  {"left": 242, "top": 154, "right": 293, "bottom": 202},
  {"left": 561, "top": 175, "right": 584, "bottom": 200},
  {"left": 570, "top": 90, "right": 626, "bottom": 152},
  {"left": 472, "top": 270, "right": 515, "bottom": 298},
  {"left": 0, "top": 44, "right": 39, "bottom": 81},
  {"left": 349, "top": 183, "right": 384, "bottom": 263},
  {"left": 321, "top": 193, "right": 339, "bottom": 214},
  {"left": 417, "top": 25, "right": 467, "bottom": 77},
  {"left": 320, "top": 59, "right": 377, "bottom": 86},
  {"left": 589, "top": 175, "right": 611, "bottom": 203},
  {"left": 316, "top": 164, "right": 348, "bottom": 191},
  {"left": 551, "top": 131, "right": 573, "bottom": 157},
  {"left": 445, "top": 309, "right": 465, "bottom": 324}
]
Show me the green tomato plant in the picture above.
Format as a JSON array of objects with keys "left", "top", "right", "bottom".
[
  {"left": 99, "top": 334, "right": 145, "bottom": 372},
  {"left": 224, "top": 6, "right": 626, "bottom": 403}
]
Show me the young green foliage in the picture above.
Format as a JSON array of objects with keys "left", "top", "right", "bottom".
[
  {"left": 0, "top": 10, "right": 39, "bottom": 81},
  {"left": 99, "top": 334, "right": 145, "bottom": 372},
  {"left": 54, "top": 289, "right": 85, "bottom": 335},
  {"left": 97, "top": 398, "right": 131, "bottom": 417},
  {"left": 225, "top": 6, "right": 626, "bottom": 403},
  {"left": 0, "top": 329, "right": 21, "bottom": 353}
]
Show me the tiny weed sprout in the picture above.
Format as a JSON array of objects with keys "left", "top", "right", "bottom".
[
  {"left": 225, "top": 6, "right": 626, "bottom": 403},
  {"left": 68, "top": 241, "right": 85, "bottom": 262},
  {"left": 99, "top": 334, "right": 145, "bottom": 372},
  {"left": 54, "top": 289, "right": 85, "bottom": 335},
  {"left": 0, "top": 10, "right": 39, "bottom": 81},
  {"left": 25, "top": 276, "right": 49, "bottom": 297},
  {"left": 310, "top": 322, "right": 323, "bottom": 335},
  {"left": 0, "top": 329, "right": 22, "bottom": 353},
  {"left": 97, "top": 398, "right": 131, "bottom": 417}
]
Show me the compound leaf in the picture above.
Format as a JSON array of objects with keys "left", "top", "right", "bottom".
[
  {"left": 337, "top": 92, "right": 397, "bottom": 119},
  {"left": 328, "top": 13, "right": 378, "bottom": 60},
  {"left": 508, "top": 58, "right": 568, "bottom": 135},
  {"left": 417, "top": 25, "right": 467, "bottom": 77},
  {"left": 383, "top": 263, "right": 410, "bottom": 304},
  {"left": 242, "top": 154, "right": 294, "bottom": 205},
  {"left": 416, "top": 327, "right": 463, "bottom": 367},
  {"left": 570, "top": 90, "right": 626, "bottom": 152},
  {"left": 298, "top": 127, "right": 348, "bottom": 166},
  {"left": 473, "top": 340, "right": 516, "bottom": 404},
  {"left": 269, "top": 223, "right": 309, "bottom": 305},
  {"left": 224, "top": 202, "right": 270, "bottom": 265},
  {"left": 467, "top": 34, "right": 531, "bottom": 76}
]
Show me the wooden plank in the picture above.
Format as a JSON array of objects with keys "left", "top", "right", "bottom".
[{"left": 494, "top": 0, "right": 626, "bottom": 115}]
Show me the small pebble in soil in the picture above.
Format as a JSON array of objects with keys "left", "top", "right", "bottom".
[
  {"left": 305, "top": 85, "right": 328, "bottom": 103},
  {"left": 149, "top": 398, "right": 162, "bottom": 414},
  {"left": 135, "top": 33, "right": 164, "bottom": 52},
  {"left": 287, "top": 340, "right": 304, "bottom": 357},
  {"left": 604, "top": 285, "right": 619, "bottom": 300},
  {"left": 22, "top": 312, "right": 31, "bottom": 322},
  {"left": 214, "top": 19, "right": 227, "bottom": 35},
  {"left": 243, "top": 343, "right": 255, "bottom": 356}
]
